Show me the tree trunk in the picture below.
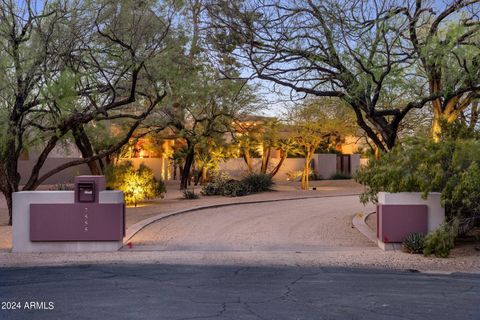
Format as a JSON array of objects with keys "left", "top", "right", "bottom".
[
  {"left": 431, "top": 110, "right": 444, "bottom": 142},
  {"left": 201, "top": 166, "right": 208, "bottom": 184},
  {"left": 242, "top": 150, "right": 253, "bottom": 173},
  {"left": 269, "top": 151, "right": 287, "bottom": 177},
  {"left": 428, "top": 79, "right": 468, "bottom": 141},
  {"left": 1, "top": 137, "right": 21, "bottom": 225},
  {"left": 260, "top": 145, "right": 271, "bottom": 174},
  {"left": 72, "top": 126, "right": 102, "bottom": 175},
  {"left": 167, "top": 159, "right": 172, "bottom": 180},
  {"left": 0, "top": 166, "right": 17, "bottom": 225},
  {"left": 300, "top": 160, "right": 309, "bottom": 190},
  {"left": 374, "top": 146, "right": 380, "bottom": 160},
  {"left": 431, "top": 96, "right": 473, "bottom": 140},
  {"left": 301, "top": 148, "right": 314, "bottom": 190},
  {"left": 180, "top": 144, "right": 195, "bottom": 190}
]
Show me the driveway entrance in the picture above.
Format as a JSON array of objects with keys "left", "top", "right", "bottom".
[{"left": 129, "top": 195, "right": 376, "bottom": 251}]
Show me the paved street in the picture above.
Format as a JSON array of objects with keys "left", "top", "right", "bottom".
[{"left": 1, "top": 264, "right": 479, "bottom": 320}]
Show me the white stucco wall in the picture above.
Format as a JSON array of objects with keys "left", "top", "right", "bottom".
[
  {"left": 12, "top": 191, "right": 123, "bottom": 253},
  {"left": 314, "top": 154, "right": 337, "bottom": 179},
  {"left": 378, "top": 192, "right": 445, "bottom": 232}
]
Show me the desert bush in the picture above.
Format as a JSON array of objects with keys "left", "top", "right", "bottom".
[
  {"left": 183, "top": 189, "right": 199, "bottom": 199},
  {"left": 402, "top": 233, "right": 425, "bottom": 254},
  {"left": 201, "top": 182, "right": 222, "bottom": 196},
  {"left": 202, "top": 179, "right": 250, "bottom": 197},
  {"left": 423, "top": 220, "right": 459, "bottom": 258},
  {"left": 202, "top": 172, "right": 273, "bottom": 197},
  {"left": 105, "top": 161, "right": 166, "bottom": 206},
  {"left": 221, "top": 179, "right": 251, "bottom": 197},
  {"left": 241, "top": 173, "right": 273, "bottom": 193},
  {"left": 201, "top": 173, "right": 230, "bottom": 196}
]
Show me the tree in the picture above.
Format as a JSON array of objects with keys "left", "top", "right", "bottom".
[
  {"left": 194, "top": 136, "right": 234, "bottom": 184},
  {"left": 288, "top": 98, "right": 355, "bottom": 190},
  {"left": 158, "top": 0, "right": 257, "bottom": 190},
  {"left": 233, "top": 117, "right": 276, "bottom": 174},
  {"left": 172, "top": 78, "right": 253, "bottom": 190},
  {"left": 268, "top": 137, "right": 301, "bottom": 177},
  {"left": 399, "top": 1, "right": 480, "bottom": 139},
  {"left": 0, "top": 1, "right": 172, "bottom": 224},
  {"left": 233, "top": 117, "right": 301, "bottom": 177},
  {"left": 208, "top": 0, "right": 480, "bottom": 151}
]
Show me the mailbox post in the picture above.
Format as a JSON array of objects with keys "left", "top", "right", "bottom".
[{"left": 12, "top": 176, "right": 125, "bottom": 253}]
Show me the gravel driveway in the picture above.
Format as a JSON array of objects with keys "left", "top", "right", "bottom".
[{"left": 130, "top": 195, "right": 376, "bottom": 251}]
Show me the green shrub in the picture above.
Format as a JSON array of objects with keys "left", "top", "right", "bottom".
[
  {"left": 202, "top": 172, "right": 272, "bottom": 197},
  {"left": 202, "top": 179, "right": 250, "bottom": 197},
  {"left": 355, "top": 123, "right": 480, "bottom": 233},
  {"left": 183, "top": 189, "right": 199, "bottom": 199},
  {"left": 201, "top": 173, "right": 229, "bottom": 196},
  {"left": 222, "top": 180, "right": 250, "bottom": 197},
  {"left": 423, "top": 220, "right": 459, "bottom": 258},
  {"left": 105, "top": 161, "right": 166, "bottom": 206},
  {"left": 241, "top": 173, "right": 273, "bottom": 193},
  {"left": 402, "top": 233, "right": 425, "bottom": 254},
  {"left": 330, "top": 172, "right": 351, "bottom": 180},
  {"left": 201, "top": 182, "right": 222, "bottom": 196}
]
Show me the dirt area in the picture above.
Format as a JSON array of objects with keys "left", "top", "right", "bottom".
[{"left": 130, "top": 196, "right": 375, "bottom": 250}]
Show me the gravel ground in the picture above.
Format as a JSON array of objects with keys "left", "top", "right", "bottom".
[
  {"left": 1, "top": 246, "right": 479, "bottom": 273},
  {"left": 130, "top": 196, "right": 375, "bottom": 250}
]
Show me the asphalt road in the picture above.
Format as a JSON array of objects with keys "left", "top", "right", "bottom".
[{"left": 0, "top": 264, "right": 479, "bottom": 320}]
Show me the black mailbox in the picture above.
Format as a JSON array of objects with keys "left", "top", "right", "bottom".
[
  {"left": 74, "top": 176, "right": 106, "bottom": 204},
  {"left": 77, "top": 182, "right": 95, "bottom": 203}
]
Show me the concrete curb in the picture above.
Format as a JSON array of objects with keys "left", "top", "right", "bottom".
[
  {"left": 124, "top": 193, "right": 361, "bottom": 244},
  {"left": 352, "top": 211, "right": 377, "bottom": 244}
]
